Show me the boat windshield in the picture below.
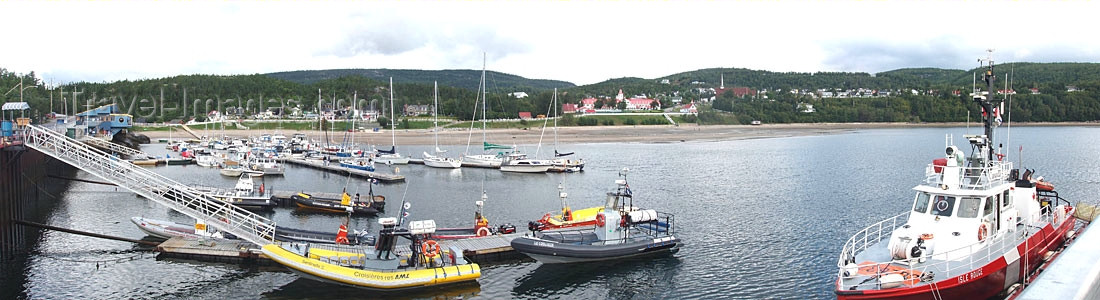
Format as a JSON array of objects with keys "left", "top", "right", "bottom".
[
  {"left": 957, "top": 197, "right": 982, "bottom": 218},
  {"left": 930, "top": 195, "right": 956, "bottom": 217},
  {"left": 913, "top": 192, "right": 931, "bottom": 213}
]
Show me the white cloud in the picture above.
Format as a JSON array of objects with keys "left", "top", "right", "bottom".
[{"left": 2, "top": 1, "right": 1099, "bottom": 86}]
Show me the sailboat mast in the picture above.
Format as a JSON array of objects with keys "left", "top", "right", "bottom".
[
  {"left": 481, "top": 53, "right": 487, "bottom": 145},
  {"left": 433, "top": 81, "right": 439, "bottom": 151},
  {"left": 553, "top": 88, "right": 559, "bottom": 151},
  {"left": 389, "top": 77, "right": 396, "bottom": 147}
]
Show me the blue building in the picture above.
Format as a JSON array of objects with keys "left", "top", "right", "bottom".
[{"left": 75, "top": 104, "right": 132, "bottom": 138}]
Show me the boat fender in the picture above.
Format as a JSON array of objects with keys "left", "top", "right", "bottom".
[
  {"left": 842, "top": 263, "right": 859, "bottom": 277},
  {"left": 977, "top": 224, "right": 988, "bottom": 242},
  {"left": 476, "top": 227, "right": 491, "bottom": 237},
  {"left": 878, "top": 273, "right": 905, "bottom": 289},
  {"left": 595, "top": 214, "right": 606, "bottom": 227},
  {"left": 422, "top": 240, "right": 441, "bottom": 258}
]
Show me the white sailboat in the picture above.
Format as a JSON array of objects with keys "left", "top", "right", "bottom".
[
  {"left": 374, "top": 77, "right": 410, "bottom": 165},
  {"left": 423, "top": 81, "right": 462, "bottom": 169},
  {"left": 548, "top": 88, "right": 584, "bottom": 172},
  {"left": 499, "top": 99, "right": 553, "bottom": 174},
  {"left": 463, "top": 54, "right": 509, "bottom": 168}
]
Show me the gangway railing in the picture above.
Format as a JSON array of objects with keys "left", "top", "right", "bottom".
[
  {"left": 81, "top": 137, "right": 152, "bottom": 159},
  {"left": 19, "top": 124, "right": 276, "bottom": 245}
]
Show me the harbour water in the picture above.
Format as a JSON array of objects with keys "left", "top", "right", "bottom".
[{"left": 10, "top": 126, "right": 1100, "bottom": 299}]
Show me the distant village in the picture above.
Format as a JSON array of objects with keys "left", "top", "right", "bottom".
[{"left": 170, "top": 75, "right": 1086, "bottom": 124}]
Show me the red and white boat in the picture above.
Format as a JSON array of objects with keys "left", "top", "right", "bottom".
[{"left": 835, "top": 52, "right": 1081, "bottom": 299}]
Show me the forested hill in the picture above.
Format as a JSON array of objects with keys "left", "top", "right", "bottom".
[
  {"left": 265, "top": 69, "right": 575, "bottom": 92},
  {"left": 574, "top": 63, "right": 1100, "bottom": 95}
]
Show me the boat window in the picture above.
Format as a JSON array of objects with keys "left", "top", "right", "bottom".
[
  {"left": 1002, "top": 190, "right": 1011, "bottom": 208},
  {"left": 958, "top": 197, "right": 981, "bottom": 218},
  {"left": 930, "top": 196, "right": 956, "bottom": 217},
  {"left": 983, "top": 196, "right": 995, "bottom": 217},
  {"left": 913, "top": 192, "right": 931, "bottom": 213}
]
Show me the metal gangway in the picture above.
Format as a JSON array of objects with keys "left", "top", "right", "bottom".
[
  {"left": 19, "top": 124, "right": 275, "bottom": 245},
  {"left": 80, "top": 137, "right": 152, "bottom": 159}
]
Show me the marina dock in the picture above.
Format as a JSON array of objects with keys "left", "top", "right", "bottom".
[{"left": 280, "top": 158, "right": 405, "bottom": 182}]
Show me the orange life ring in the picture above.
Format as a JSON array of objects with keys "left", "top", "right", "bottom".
[
  {"left": 978, "top": 224, "right": 988, "bottom": 241},
  {"left": 421, "top": 240, "right": 441, "bottom": 258},
  {"left": 595, "top": 214, "right": 605, "bottom": 227},
  {"left": 476, "top": 227, "right": 491, "bottom": 237}
]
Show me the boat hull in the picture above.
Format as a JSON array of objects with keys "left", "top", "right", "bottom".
[
  {"left": 510, "top": 234, "right": 680, "bottom": 264},
  {"left": 461, "top": 155, "right": 501, "bottom": 168},
  {"left": 261, "top": 244, "right": 480, "bottom": 290},
  {"left": 292, "top": 194, "right": 384, "bottom": 215},
  {"left": 836, "top": 210, "right": 1077, "bottom": 300}
]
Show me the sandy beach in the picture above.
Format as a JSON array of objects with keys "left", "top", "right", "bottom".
[{"left": 136, "top": 122, "right": 1098, "bottom": 145}]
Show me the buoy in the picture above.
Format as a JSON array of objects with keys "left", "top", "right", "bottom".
[
  {"left": 422, "top": 240, "right": 441, "bottom": 258},
  {"left": 595, "top": 214, "right": 605, "bottom": 227}
]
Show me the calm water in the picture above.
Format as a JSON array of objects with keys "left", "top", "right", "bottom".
[{"left": 15, "top": 127, "right": 1100, "bottom": 299}]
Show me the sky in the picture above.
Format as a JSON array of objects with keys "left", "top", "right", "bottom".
[{"left": 2, "top": 1, "right": 1099, "bottom": 86}]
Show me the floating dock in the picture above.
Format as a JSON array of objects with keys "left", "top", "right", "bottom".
[
  {"left": 280, "top": 158, "right": 405, "bottom": 182},
  {"left": 155, "top": 237, "right": 276, "bottom": 265}
]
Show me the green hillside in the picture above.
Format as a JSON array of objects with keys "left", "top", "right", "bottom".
[{"left": 265, "top": 69, "right": 575, "bottom": 93}]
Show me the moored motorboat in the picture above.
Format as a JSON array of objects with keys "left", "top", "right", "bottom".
[
  {"left": 834, "top": 52, "right": 1081, "bottom": 299},
  {"left": 339, "top": 157, "right": 376, "bottom": 172},
  {"left": 207, "top": 173, "right": 276, "bottom": 210},
  {"left": 527, "top": 182, "right": 636, "bottom": 232},
  {"left": 511, "top": 168, "right": 680, "bottom": 263},
  {"left": 130, "top": 217, "right": 233, "bottom": 240},
  {"left": 293, "top": 191, "right": 385, "bottom": 215},
  {"left": 428, "top": 192, "right": 516, "bottom": 240},
  {"left": 499, "top": 152, "right": 552, "bottom": 173},
  {"left": 261, "top": 217, "right": 481, "bottom": 289}
]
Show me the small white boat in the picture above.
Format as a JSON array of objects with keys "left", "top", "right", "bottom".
[
  {"left": 461, "top": 153, "right": 502, "bottom": 168},
  {"left": 249, "top": 157, "right": 284, "bottom": 176},
  {"left": 423, "top": 82, "right": 463, "bottom": 169},
  {"left": 130, "top": 217, "right": 229, "bottom": 240},
  {"left": 423, "top": 152, "right": 462, "bottom": 168},
  {"left": 196, "top": 154, "right": 221, "bottom": 167},
  {"left": 500, "top": 153, "right": 552, "bottom": 173}
]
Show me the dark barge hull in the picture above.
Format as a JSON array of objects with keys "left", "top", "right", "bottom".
[
  {"left": 510, "top": 232, "right": 681, "bottom": 264},
  {"left": 291, "top": 194, "right": 384, "bottom": 215}
]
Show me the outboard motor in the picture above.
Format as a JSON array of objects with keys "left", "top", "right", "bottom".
[
  {"left": 527, "top": 221, "right": 544, "bottom": 232},
  {"left": 375, "top": 217, "right": 398, "bottom": 259},
  {"left": 497, "top": 223, "right": 516, "bottom": 234}
]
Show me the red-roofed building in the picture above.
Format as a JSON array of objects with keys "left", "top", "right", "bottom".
[
  {"left": 715, "top": 87, "right": 756, "bottom": 98},
  {"left": 581, "top": 98, "right": 600, "bottom": 109},
  {"left": 518, "top": 112, "right": 532, "bottom": 119},
  {"left": 562, "top": 103, "right": 578, "bottom": 114}
]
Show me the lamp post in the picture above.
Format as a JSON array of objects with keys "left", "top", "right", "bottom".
[{"left": 4, "top": 78, "right": 39, "bottom": 103}]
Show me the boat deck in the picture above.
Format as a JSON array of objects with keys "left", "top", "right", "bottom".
[
  {"left": 279, "top": 158, "right": 405, "bottom": 182},
  {"left": 155, "top": 232, "right": 528, "bottom": 265},
  {"left": 841, "top": 222, "right": 1044, "bottom": 292}
]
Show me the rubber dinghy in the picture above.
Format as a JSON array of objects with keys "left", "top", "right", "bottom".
[
  {"left": 262, "top": 217, "right": 481, "bottom": 289},
  {"left": 511, "top": 168, "right": 681, "bottom": 264}
]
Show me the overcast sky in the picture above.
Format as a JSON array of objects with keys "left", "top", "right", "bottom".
[{"left": 2, "top": 1, "right": 1098, "bottom": 86}]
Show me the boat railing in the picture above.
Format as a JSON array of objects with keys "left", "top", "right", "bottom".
[
  {"left": 923, "top": 161, "right": 1012, "bottom": 190},
  {"left": 633, "top": 212, "right": 676, "bottom": 237},
  {"left": 838, "top": 213, "right": 1031, "bottom": 291},
  {"left": 19, "top": 124, "right": 277, "bottom": 246}
]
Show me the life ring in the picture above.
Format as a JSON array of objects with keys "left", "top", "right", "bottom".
[
  {"left": 422, "top": 240, "right": 441, "bottom": 258},
  {"left": 977, "top": 224, "right": 988, "bottom": 242},
  {"left": 595, "top": 214, "right": 605, "bottom": 227},
  {"left": 476, "top": 227, "right": 491, "bottom": 237}
]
